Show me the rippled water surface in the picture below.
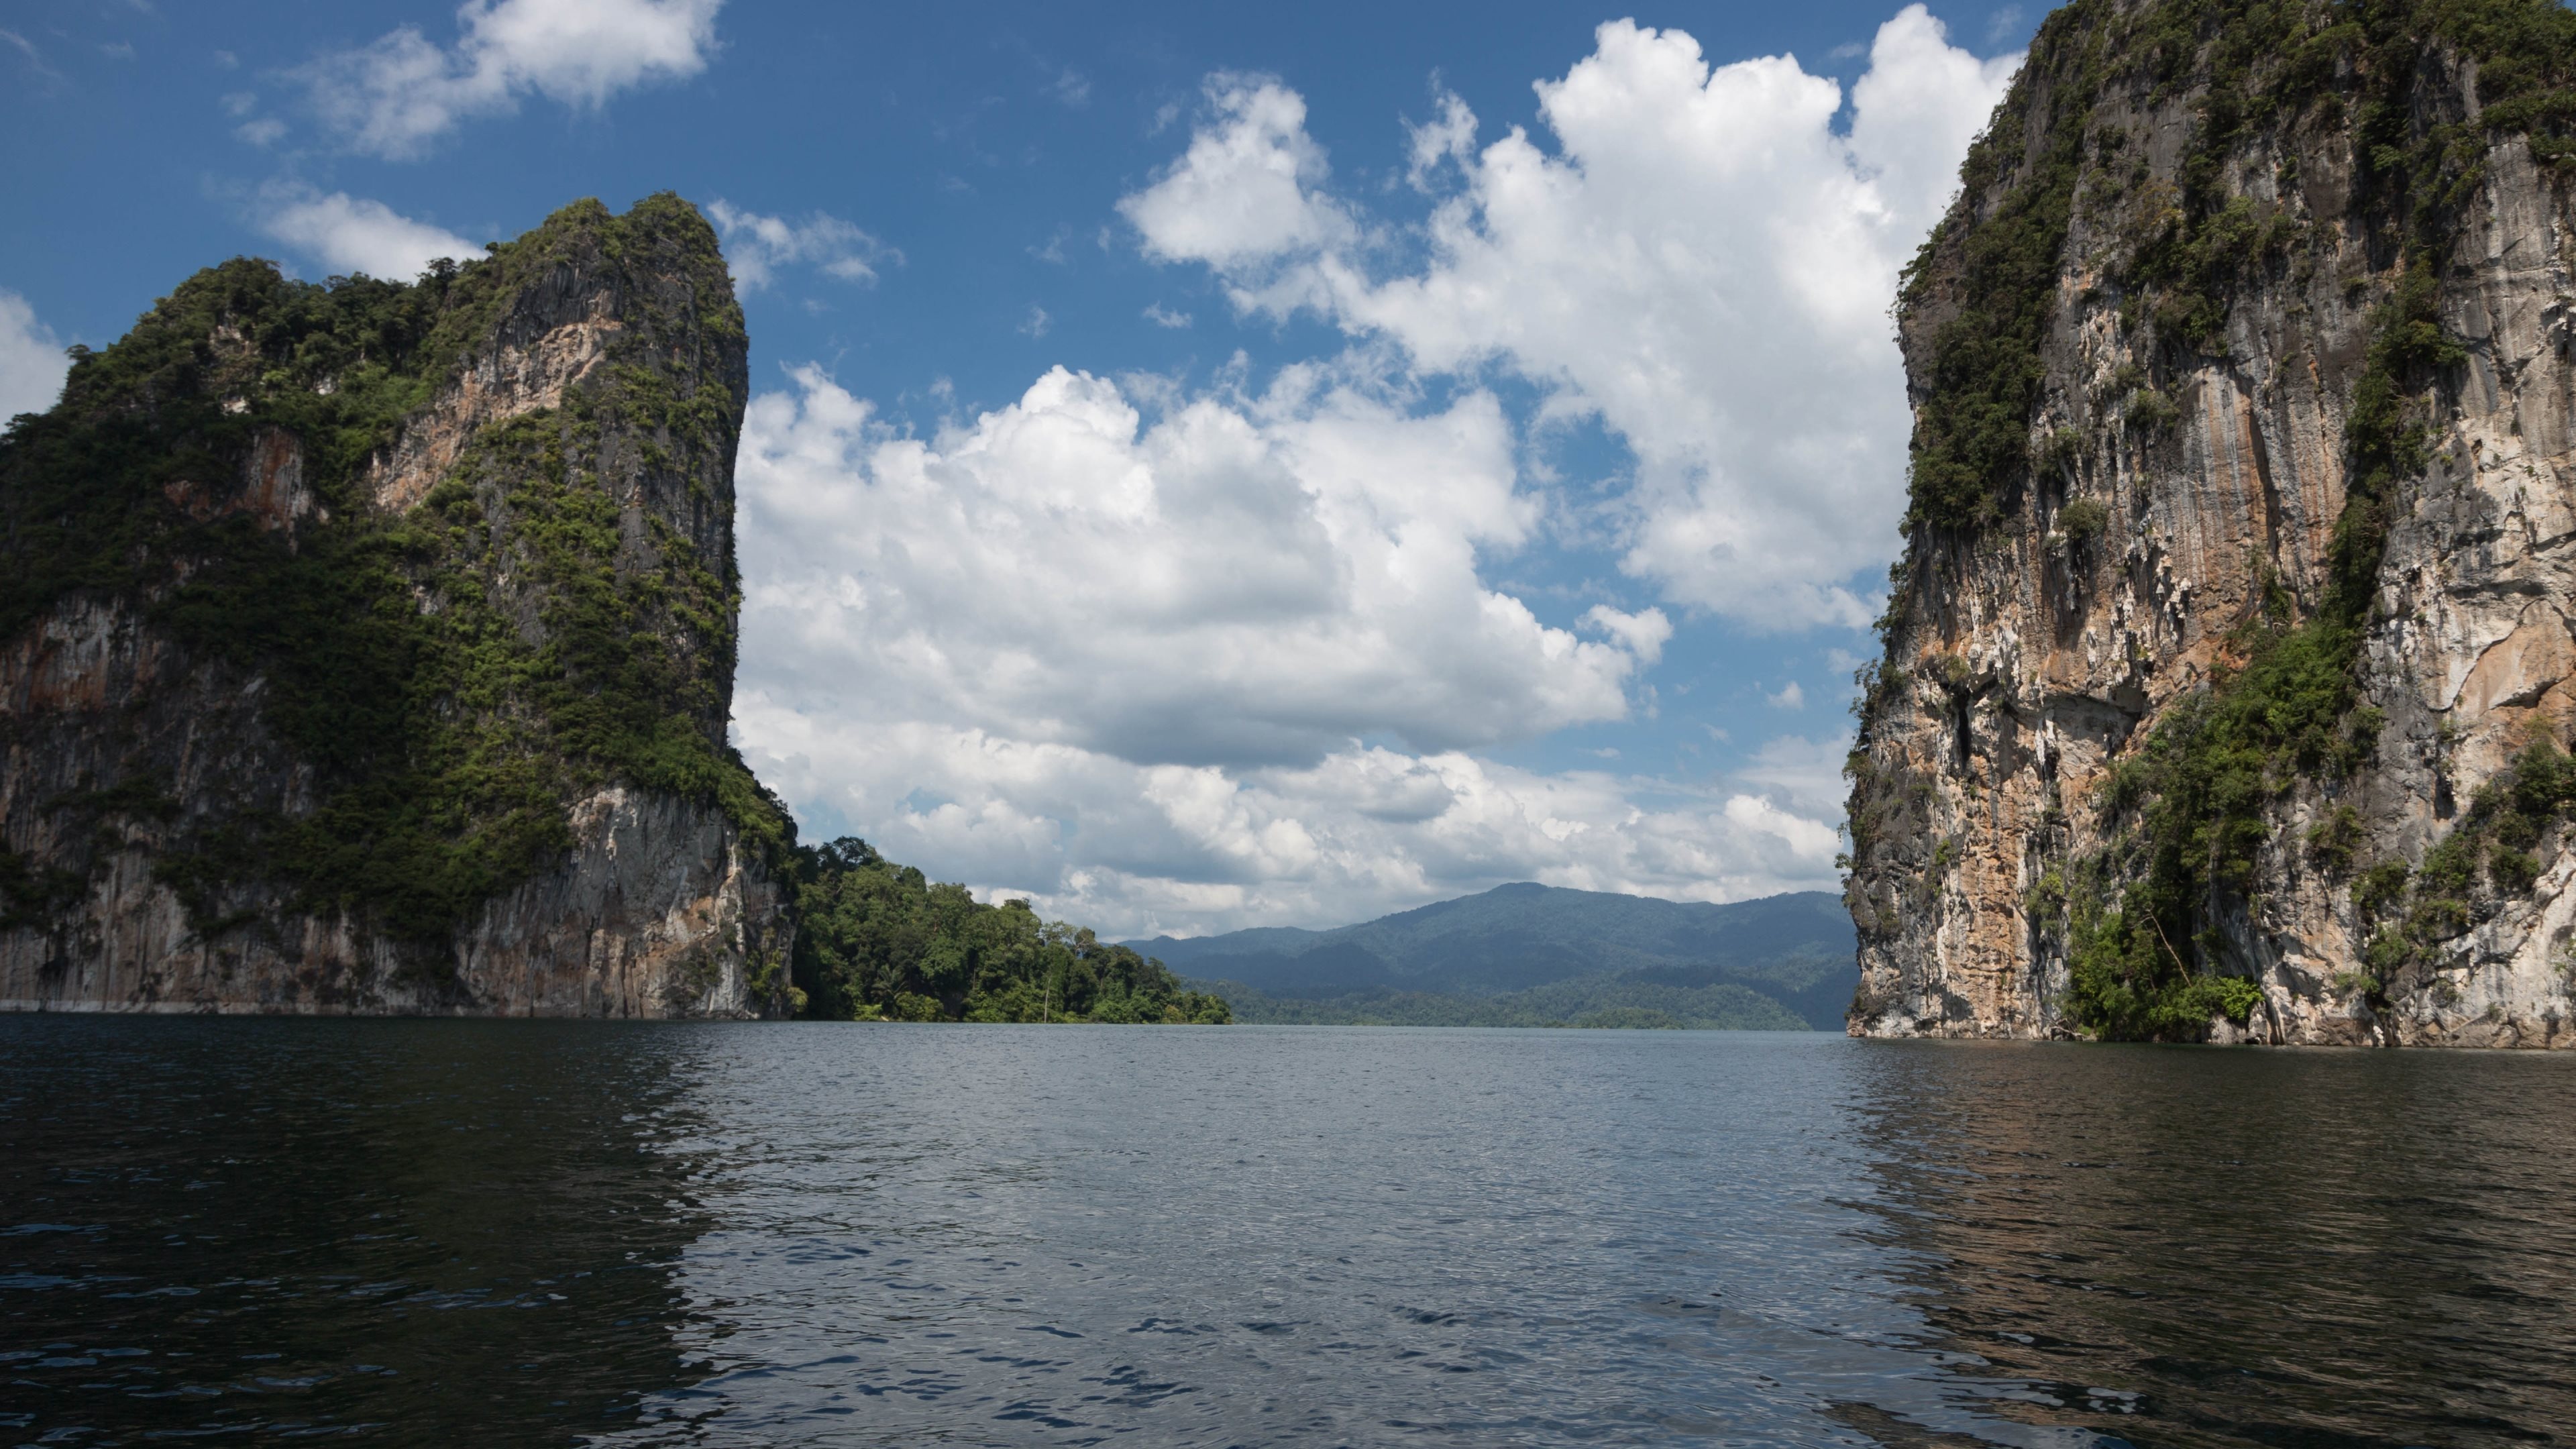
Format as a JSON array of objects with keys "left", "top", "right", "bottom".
[{"left": 5, "top": 1020, "right": 2573, "bottom": 1447}]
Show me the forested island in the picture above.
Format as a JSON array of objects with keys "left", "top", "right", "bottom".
[
  {"left": 0, "top": 197, "right": 816, "bottom": 1014},
  {"left": 790, "top": 838, "right": 1230, "bottom": 1024},
  {"left": 0, "top": 196, "right": 1228, "bottom": 1022}
]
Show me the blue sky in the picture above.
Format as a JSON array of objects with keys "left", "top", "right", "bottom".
[{"left": 0, "top": 0, "right": 2039, "bottom": 936}]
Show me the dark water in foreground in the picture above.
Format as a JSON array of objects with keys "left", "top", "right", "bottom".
[{"left": 3, "top": 1022, "right": 2573, "bottom": 1448}]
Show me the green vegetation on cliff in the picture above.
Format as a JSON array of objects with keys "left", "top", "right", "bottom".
[
  {"left": 0, "top": 195, "right": 789, "bottom": 946},
  {"left": 1901, "top": 0, "right": 2576, "bottom": 537},
  {"left": 790, "top": 838, "right": 1230, "bottom": 1024},
  {"left": 2333, "top": 738, "right": 2576, "bottom": 1006}
]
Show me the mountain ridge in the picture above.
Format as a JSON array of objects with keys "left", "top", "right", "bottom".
[{"left": 1130, "top": 883, "right": 1856, "bottom": 1029}]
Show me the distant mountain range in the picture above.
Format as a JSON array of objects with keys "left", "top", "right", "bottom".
[{"left": 1130, "top": 883, "right": 1856, "bottom": 1030}]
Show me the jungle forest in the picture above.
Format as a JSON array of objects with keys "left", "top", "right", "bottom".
[{"left": 790, "top": 838, "right": 1232, "bottom": 1024}]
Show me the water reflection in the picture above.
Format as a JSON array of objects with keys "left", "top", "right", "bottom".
[
  {"left": 0, "top": 1017, "right": 721, "bottom": 1444},
  {"left": 1847, "top": 1043, "right": 2576, "bottom": 1446},
  {"left": 592, "top": 1026, "right": 2096, "bottom": 1448},
  {"left": 11, "top": 1020, "right": 2574, "bottom": 1447}
]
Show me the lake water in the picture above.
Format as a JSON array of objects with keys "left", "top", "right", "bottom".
[{"left": 4, "top": 1020, "right": 2573, "bottom": 1448}]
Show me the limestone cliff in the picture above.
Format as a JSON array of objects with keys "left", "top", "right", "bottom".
[
  {"left": 1846, "top": 0, "right": 2576, "bottom": 1045},
  {"left": 0, "top": 195, "right": 796, "bottom": 1016}
]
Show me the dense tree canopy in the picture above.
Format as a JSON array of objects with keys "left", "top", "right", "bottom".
[{"left": 789, "top": 839, "right": 1231, "bottom": 1024}]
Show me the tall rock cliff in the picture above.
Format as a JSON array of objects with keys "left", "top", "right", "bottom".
[
  {"left": 0, "top": 195, "right": 796, "bottom": 1016},
  {"left": 1846, "top": 0, "right": 2576, "bottom": 1045}
]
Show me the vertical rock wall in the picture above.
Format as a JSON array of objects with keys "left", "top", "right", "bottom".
[{"left": 1846, "top": 2, "right": 2576, "bottom": 1046}]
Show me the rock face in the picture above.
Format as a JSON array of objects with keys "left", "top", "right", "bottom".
[
  {"left": 0, "top": 195, "right": 794, "bottom": 1016},
  {"left": 1845, "top": 0, "right": 2576, "bottom": 1045}
]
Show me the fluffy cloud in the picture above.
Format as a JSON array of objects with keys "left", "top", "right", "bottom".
[
  {"left": 1580, "top": 604, "right": 1673, "bottom": 665},
  {"left": 1733, "top": 732, "right": 1852, "bottom": 822},
  {"left": 736, "top": 364, "right": 1646, "bottom": 769},
  {"left": 256, "top": 186, "right": 478, "bottom": 280},
  {"left": 707, "top": 201, "right": 892, "bottom": 290},
  {"left": 0, "top": 291, "right": 70, "bottom": 421},
  {"left": 301, "top": 0, "right": 722, "bottom": 158},
  {"left": 1117, "top": 78, "right": 1354, "bottom": 271},
  {"left": 728, "top": 365, "right": 1847, "bottom": 935},
  {"left": 1120, "top": 6, "right": 2018, "bottom": 629}
]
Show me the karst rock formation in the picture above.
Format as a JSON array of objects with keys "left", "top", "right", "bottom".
[
  {"left": 0, "top": 196, "right": 795, "bottom": 1015},
  {"left": 1847, "top": 0, "right": 2576, "bottom": 1045}
]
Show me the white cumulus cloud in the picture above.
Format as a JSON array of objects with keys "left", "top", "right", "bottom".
[
  {"left": 1404, "top": 89, "right": 1478, "bottom": 191},
  {"left": 1117, "top": 76, "right": 1356, "bottom": 272},
  {"left": 1120, "top": 6, "right": 2019, "bottom": 630},
  {"left": 707, "top": 201, "right": 892, "bottom": 290},
  {"left": 256, "top": 186, "right": 479, "bottom": 280},
  {"left": 727, "top": 364, "right": 1850, "bottom": 934},
  {"left": 300, "top": 0, "right": 722, "bottom": 158},
  {"left": 1581, "top": 604, "right": 1673, "bottom": 665},
  {"left": 0, "top": 292, "right": 70, "bottom": 422},
  {"left": 735, "top": 364, "right": 1643, "bottom": 770}
]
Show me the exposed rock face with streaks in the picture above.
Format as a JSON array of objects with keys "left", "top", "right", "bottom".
[
  {"left": 0, "top": 195, "right": 794, "bottom": 1016},
  {"left": 1845, "top": 0, "right": 2576, "bottom": 1045}
]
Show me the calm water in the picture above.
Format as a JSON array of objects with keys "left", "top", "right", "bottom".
[{"left": 3, "top": 1022, "right": 2572, "bottom": 1448}]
